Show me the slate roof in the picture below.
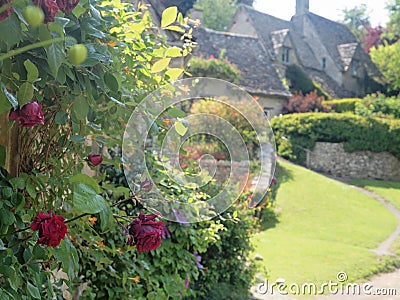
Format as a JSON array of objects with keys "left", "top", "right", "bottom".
[
  {"left": 305, "top": 13, "right": 358, "bottom": 71},
  {"left": 230, "top": 5, "right": 290, "bottom": 59},
  {"left": 193, "top": 27, "right": 291, "bottom": 97}
]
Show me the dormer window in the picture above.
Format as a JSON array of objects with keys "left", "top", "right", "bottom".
[
  {"left": 282, "top": 47, "right": 290, "bottom": 63},
  {"left": 321, "top": 57, "right": 326, "bottom": 69}
]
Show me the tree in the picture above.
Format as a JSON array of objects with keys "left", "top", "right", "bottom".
[
  {"left": 340, "top": 4, "right": 370, "bottom": 41},
  {"left": 370, "top": 40, "right": 400, "bottom": 93},
  {"left": 386, "top": 0, "right": 400, "bottom": 38},
  {"left": 194, "top": 0, "right": 238, "bottom": 31}
]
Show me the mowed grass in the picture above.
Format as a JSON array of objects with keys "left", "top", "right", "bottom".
[
  {"left": 349, "top": 179, "right": 400, "bottom": 210},
  {"left": 253, "top": 161, "right": 398, "bottom": 287}
]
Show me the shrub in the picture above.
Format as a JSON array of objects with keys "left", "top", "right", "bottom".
[
  {"left": 187, "top": 55, "right": 240, "bottom": 83},
  {"left": 283, "top": 91, "right": 331, "bottom": 114},
  {"left": 189, "top": 99, "right": 259, "bottom": 159},
  {"left": 271, "top": 113, "right": 400, "bottom": 164},
  {"left": 323, "top": 98, "right": 362, "bottom": 113},
  {"left": 355, "top": 93, "right": 400, "bottom": 119},
  {"left": 285, "top": 64, "right": 329, "bottom": 98}
]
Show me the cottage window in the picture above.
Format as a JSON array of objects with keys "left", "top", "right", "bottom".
[
  {"left": 263, "top": 106, "right": 274, "bottom": 119},
  {"left": 281, "top": 47, "right": 290, "bottom": 63},
  {"left": 321, "top": 57, "right": 326, "bottom": 69}
]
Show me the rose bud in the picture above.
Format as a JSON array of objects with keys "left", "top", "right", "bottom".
[{"left": 88, "top": 153, "right": 103, "bottom": 167}]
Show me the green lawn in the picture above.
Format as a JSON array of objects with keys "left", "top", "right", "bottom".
[
  {"left": 253, "top": 161, "right": 399, "bottom": 288},
  {"left": 349, "top": 179, "right": 400, "bottom": 210}
]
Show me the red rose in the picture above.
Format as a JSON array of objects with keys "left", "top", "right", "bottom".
[
  {"left": 0, "top": 0, "right": 13, "bottom": 21},
  {"left": 56, "top": 0, "right": 79, "bottom": 14},
  {"left": 9, "top": 101, "right": 44, "bottom": 127},
  {"left": 33, "top": 0, "right": 59, "bottom": 23},
  {"left": 127, "top": 212, "right": 164, "bottom": 252},
  {"left": 88, "top": 153, "right": 103, "bottom": 167},
  {"left": 31, "top": 212, "right": 68, "bottom": 247}
]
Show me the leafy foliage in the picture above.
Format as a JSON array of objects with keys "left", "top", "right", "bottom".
[
  {"left": 187, "top": 55, "right": 240, "bottom": 84},
  {"left": 339, "top": 4, "right": 370, "bottom": 42},
  {"left": 323, "top": 98, "right": 362, "bottom": 113},
  {"left": 0, "top": 1, "right": 266, "bottom": 298},
  {"left": 370, "top": 40, "right": 400, "bottom": 93},
  {"left": 285, "top": 64, "right": 329, "bottom": 98},
  {"left": 271, "top": 113, "right": 400, "bottom": 164},
  {"left": 355, "top": 93, "right": 400, "bottom": 119},
  {"left": 194, "top": 0, "right": 237, "bottom": 31},
  {"left": 283, "top": 91, "right": 330, "bottom": 114}
]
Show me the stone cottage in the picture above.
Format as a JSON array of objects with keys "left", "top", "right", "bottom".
[{"left": 227, "top": 0, "right": 382, "bottom": 98}]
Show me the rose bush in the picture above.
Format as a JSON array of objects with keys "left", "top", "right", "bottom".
[{"left": 0, "top": 1, "right": 271, "bottom": 298}]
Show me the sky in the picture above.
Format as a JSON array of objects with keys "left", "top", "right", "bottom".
[{"left": 253, "top": 0, "right": 390, "bottom": 27}]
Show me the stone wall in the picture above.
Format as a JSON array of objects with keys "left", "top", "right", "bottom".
[{"left": 309, "top": 142, "right": 400, "bottom": 181}]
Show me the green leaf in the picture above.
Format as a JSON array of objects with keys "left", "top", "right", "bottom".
[
  {"left": 0, "top": 145, "right": 5, "bottom": 168},
  {"left": 1, "top": 83, "right": 18, "bottom": 109},
  {"left": 0, "top": 14, "right": 22, "bottom": 50},
  {"left": 164, "top": 25, "right": 185, "bottom": 33},
  {"left": 24, "top": 60, "right": 39, "bottom": 82},
  {"left": 104, "top": 72, "right": 119, "bottom": 92},
  {"left": 161, "top": 6, "right": 177, "bottom": 28},
  {"left": 70, "top": 174, "right": 100, "bottom": 193},
  {"left": 165, "top": 68, "right": 184, "bottom": 81},
  {"left": 53, "top": 239, "right": 79, "bottom": 280},
  {"left": 0, "top": 239, "right": 5, "bottom": 250},
  {"left": 0, "top": 209, "right": 15, "bottom": 226},
  {"left": 17, "top": 83, "right": 34, "bottom": 106},
  {"left": 27, "top": 282, "right": 40, "bottom": 299},
  {"left": 26, "top": 181, "right": 37, "bottom": 198},
  {"left": 99, "top": 206, "right": 113, "bottom": 232},
  {"left": 72, "top": 95, "right": 89, "bottom": 121},
  {"left": 175, "top": 121, "right": 188, "bottom": 136},
  {"left": 55, "top": 111, "right": 69, "bottom": 124},
  {"left": 73, "top": 183, "right": 107, "bottom": 214},
  {"left": 166, "top": 47, "right": 182, "bottom": 57},
  {"left": 151, "top": 58, "right": 171, "bottom": 73},
  {"left": 0, "top": 89, "right": 12, "bottom": 115},
  {"left": 69, "top": 135, "right": 85, "bottom": 143},
  {"left": 9, "top": 177, "right": 25, "bottom": 190},
  {"left": 167, "top": 107, "right": 186, "bottom": 118},
  {"left": 46, "top": 41, "right": 65, "bottom": 78}
]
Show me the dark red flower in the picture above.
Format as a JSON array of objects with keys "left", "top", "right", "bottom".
[
  {"left": 0, "top": 0, "right": 13, "bottom": 21},
  {"left": 9, "top": 101, "right": 44, "bottom": 127},
  {"left": 30, "top": 212, "right": 68, "bottom": 247},
  {"left": 88, "top": 154, "right": 103, "bottom": 167},
  {"left": 56, "top": 0, "right": 79, "bottom": 14},
  {"left": 127, "top": 212, "right": 164, "bottom": 252},
  {"left": 33, "top": 0, "right": 59, "bottom": 23}
]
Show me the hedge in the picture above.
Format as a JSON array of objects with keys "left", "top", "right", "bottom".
[
  {"left": 271, "top": 113, "right": 400, "bottom": 164},
  {"left": 323, "top": 98, "right": 362, "bottom": 113}
]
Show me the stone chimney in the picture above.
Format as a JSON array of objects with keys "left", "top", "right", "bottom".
[{"left": 296, "top": 0, "right": 309, "bottom": 15}]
